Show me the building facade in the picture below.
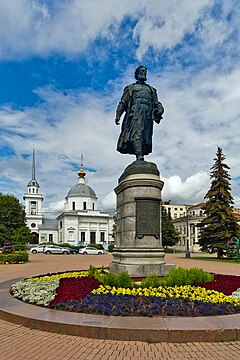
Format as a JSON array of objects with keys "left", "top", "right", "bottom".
[
  {"left": 24, "top": 152, "right": 114, "bottom": 247},
  {"left": 163, "top": 201, "right": 240, "bottom": 252}
]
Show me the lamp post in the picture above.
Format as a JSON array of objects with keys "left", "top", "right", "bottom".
[{"left": 185, "top": 214, "right": 191, "bottom": 258}]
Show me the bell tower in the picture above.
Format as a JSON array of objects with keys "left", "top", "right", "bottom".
[{"left": 23, "top": 148, "right": 44, "bottom": 243}]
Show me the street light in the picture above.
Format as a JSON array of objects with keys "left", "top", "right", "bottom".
[{"left": 185, "top": 214, "right": 191, "bottom": 258}]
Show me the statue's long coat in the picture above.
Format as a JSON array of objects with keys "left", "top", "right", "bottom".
[{"left": 116, "top": 83, "right": 163, "bottom": 156}]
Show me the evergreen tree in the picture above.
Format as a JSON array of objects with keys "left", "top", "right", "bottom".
[
  {"left": 162, "top": 206, "right": 180, "bottom": 248},
  {"left": 198, "top": 147, "right": 240, "bottom": 257}
]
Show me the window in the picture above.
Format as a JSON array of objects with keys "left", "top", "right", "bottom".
[
  {"left": 49, "top": 234, "right": 53, "bottom": 242},
  {"left": 80, "top": 232, "right": 85, "bottom": 243},
  {"left": 100, "top": 232, "right": 105, "bottom": 242},
  {"left": 32, "top": 188, "right": 35, "bottom": 193},
  {"left": 31, "top": 223, "right": 36, "bottom": 228},
  {"left": 36, "top": 189, "right": 38, "bottom": 193},
  {"left": 90, "top": 232, "right": 96, "bottom": 244},
  {"left": 68, "top": 230, "right": 74, "bottom": 241},
  {"left": 83, "top": 202, "right": 86, "bottom": 210},
  {"left": 93, "top": 203, "right": 95, "bottom": 210},
  {"left": 72, "top": 202, "right": 75, "bottom": 210},
  {"left": 30, "top": 201, "right": 36, "bottom": 215},
  {"left": 29, "top": 188, "right": 31, "bottom": 193},
  {"left": 60, "top": 221, "right": 62, "bottom": 229}
]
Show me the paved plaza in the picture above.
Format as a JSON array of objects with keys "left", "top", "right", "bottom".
[{"left": 0, "top": 252, "right": 240, "bottom": 359}]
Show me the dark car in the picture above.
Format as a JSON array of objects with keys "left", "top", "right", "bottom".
[{"left": 2, "top": 242, "right": 14, "bottom": 254}]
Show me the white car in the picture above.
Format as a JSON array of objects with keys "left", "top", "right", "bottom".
[
  {"left": 44, "top": 245, "right": 72, "bottom": 255},
  {"left": 79, "top": 247, "right": 103, "bottom": 255},
  {"left": 30, "top": 245, "right": 46, "bottom": 254}
]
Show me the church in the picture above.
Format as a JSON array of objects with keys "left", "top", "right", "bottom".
[{"left": 23, "top": 150, "right": 114, "bottom": 247}]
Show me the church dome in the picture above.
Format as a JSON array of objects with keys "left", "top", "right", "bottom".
[{"left": 67, "top": 183, "right": 97, "bottom": 198}]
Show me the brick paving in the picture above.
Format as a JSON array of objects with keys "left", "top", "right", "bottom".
[{"left": 0, "top": 252, "right": 240, "bottom": 359}]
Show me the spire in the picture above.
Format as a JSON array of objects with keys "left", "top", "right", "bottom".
[
  {"left": 32, "top": 146, "right": 36, "bottom": 181},
  {"left": 28, "top": 146, "right": 39, "bottom": 187},
  {"left": 78, "top": 153, "right": 86, "bottom": 183}
]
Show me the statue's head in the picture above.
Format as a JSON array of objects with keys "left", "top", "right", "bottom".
[{"left": 135, "top": 66, "right": 147, "bottom": 82}]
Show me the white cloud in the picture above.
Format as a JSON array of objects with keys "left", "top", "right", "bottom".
[
  {"left": 133, "top": 0, "right": 211, "bottom": 59},
  {"left": 1, "top": 57, "right": 240, "bottom": 209},
  {"left": 0, "top": 0, "right": 215, "bottom": 60},
  {"left": 162, "top": 172, "right": 210, "bottom": 204},
  {"left": 1, "top": 0, "right": 240, "bottom": 210}
]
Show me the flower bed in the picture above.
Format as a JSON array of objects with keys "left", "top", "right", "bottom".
[{"left": 10, "top": 270, "right": 240, "bottom": 317}]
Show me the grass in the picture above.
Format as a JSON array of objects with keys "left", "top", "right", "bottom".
[{"left": 186, "top": 256, "right": 240, "bottom": 263}]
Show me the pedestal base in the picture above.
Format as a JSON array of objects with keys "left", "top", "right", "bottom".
[
  {"left": 110, "top": 246, "right": 175, "bottom": 276},
  {"left": 111, "top": 160, "right": 175, "bottom": 276}
]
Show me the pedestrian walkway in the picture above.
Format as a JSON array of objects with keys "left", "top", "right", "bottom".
[{"left": 0, "top": 253, "right": 240, "bottom": 359}]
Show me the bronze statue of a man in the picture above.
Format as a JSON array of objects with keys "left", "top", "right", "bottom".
[{"left": 115, "top": 66, "right": 164, "bottom": 161}]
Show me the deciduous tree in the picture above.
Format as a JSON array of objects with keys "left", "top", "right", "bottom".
[
  {"left": 162, "top": 206, "right": 180, "bottom": 248},
  {"left": 0, "top": 193, "right": 30, "bottom": 246}
]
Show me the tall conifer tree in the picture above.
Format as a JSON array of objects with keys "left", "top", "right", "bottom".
[{"left": 198, "top": 147, "right": 239, "bottom": 257}]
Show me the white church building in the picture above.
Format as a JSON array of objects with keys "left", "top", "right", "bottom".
[{"left": 24, "top": 150, "right": 114, "bottom": 247}]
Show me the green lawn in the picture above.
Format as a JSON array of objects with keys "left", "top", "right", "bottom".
[{"left": 187, "top": 256, "right": 240, "bottom": 263}]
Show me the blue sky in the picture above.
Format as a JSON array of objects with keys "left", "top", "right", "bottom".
[{"left": 0, "top": 0, "right": 240, "bottom": 212}]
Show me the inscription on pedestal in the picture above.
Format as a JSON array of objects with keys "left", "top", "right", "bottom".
[{"left": 136, "top": 198, "right": 160, "bottom": 239}]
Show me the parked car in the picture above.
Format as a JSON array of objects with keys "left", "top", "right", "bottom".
[
  {"left": 79, "top": 247, "right": 103, "bottom": 255},
  {"left": 44, "top": 245, "right": 72, "bottom": 255},
  {"left": 30, "top": 245, "right": 46, "bottom": 254},
  {"left": 1, "top": 242, "right": 14, "bottom": 254}
]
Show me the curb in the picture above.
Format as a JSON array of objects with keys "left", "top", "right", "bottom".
[{"left": 1, "top": 278, "right": 240, "bottom": 343}]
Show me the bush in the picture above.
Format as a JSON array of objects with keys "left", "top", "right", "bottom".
[
  {"left": 108, "top": 244, "right": 114, "bottom": 252},
  {"left": 139, "top": 268, "right": 213, "bottom": 288},
  {"left": 140, "top": 274, "right": 163, "bottom": 288},
  {"left": 164, "top": 247, "right": 183, "bottom": 253},
  {"left": 101, "top": 271, "right": 134, "bottom": 288},
  {"left": 159, "top": 267, "right": 213, "bottom": 287},
  {"left": 13, "top": 243, "right": 26, "bottom": 251},
  {"left": 87, "top": 244, "right": 104, "bottom": 250},
  {"left": 0, "top": 250, "right": 29, "bottom": 264}
]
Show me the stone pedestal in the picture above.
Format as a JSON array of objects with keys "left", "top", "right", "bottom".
[{"left": 110, "top": 160, "right": 175, "bottom": 277}]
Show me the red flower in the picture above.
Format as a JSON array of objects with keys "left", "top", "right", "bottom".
[
  {"left": 193, "top": 274, "right": 240, "bottom": 295},
  {"left": 50, "top": 276, "right": 101, "bottom": 305}
]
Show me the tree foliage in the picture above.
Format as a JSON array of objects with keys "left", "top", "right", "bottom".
[
  {"left": 162, "top": 206, "right": 180, "bottom": 247},
  {"left": 198, "top": 147, "right": 240, "bottom": 257},
  {"left": 0, "top": 193, "right": 31, "bottom": 246}
]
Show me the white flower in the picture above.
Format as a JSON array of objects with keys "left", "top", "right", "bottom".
[{"left": 10, "top": 279, "right": 59, "bottom": 306}]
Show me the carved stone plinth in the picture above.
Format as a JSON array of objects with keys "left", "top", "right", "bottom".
[{"left": 110, "top": 160, "right": 175, "bottom": 277}]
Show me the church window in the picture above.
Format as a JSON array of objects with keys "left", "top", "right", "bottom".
[
  {"left": 36, "top": 189, "right": 38, "bottom": 193},
  {"left": 32, "top": 188, "right": 35, "bottom": 193},
  {"left": 31, "top": 223, "right": 36, "bottom": 228},
  {"left": 29, "top": 188, "right": 31, "bottom": 193},
  {"left": 80, "top": 232, "right": 85, "bottom": 242},
  {"left": 72, "top": 202, "right": 75, "bottom": 210},
  {"left": 30, "top": 201, "right": 36, "bottom": 215},
  {"left": 83, "top": 202, "right": 86, "bottom": 210},
  {"left": 90, "top": 232, "right": 96, "bottom": 244},
  {"left": 68, "top": 230, "right": 74, "bottom": 241},
  {"left": 93, "top": 203, "right": 95, "bottom": 210},
  {"left": 100, "top": 232, "right": 105, "bottom": 242}
]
